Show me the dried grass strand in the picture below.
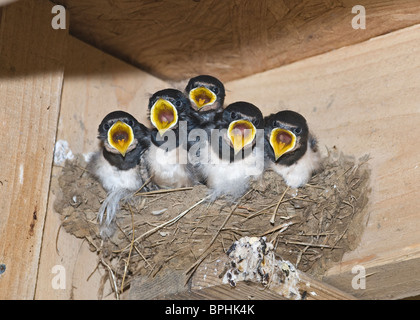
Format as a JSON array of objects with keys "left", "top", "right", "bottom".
[
  {"left": 120, "top": 203, "right": 135, "bottom": 293},
  {"left": 270, "top": 186, "right": 289, "bottom": 225}
]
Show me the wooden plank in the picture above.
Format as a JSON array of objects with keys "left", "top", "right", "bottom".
[
  {"left": 51, "top": 0, "right": 420, "bottom": 82},
  {"left": 128, "top": 269, "right": 288, "bottom": 300},
  {"left": 297, "top": 271, "right": 356, "bottom": 300},
  {"left": 0, "top": 0, "right": 67, "bottom": 299},
  {"left": 223, "top": 24, "right": 420, "bottom": 299},
  {"left": 156, "top": 278, "right": 354, "bottom": 300},
  {"left": 189, "top": 257, "right": 355, "bottom": 300},
  {"left": 160, "top": 282, "right": 288, "bottom": 300},
  {"left": 34, "top": 33, "right": 168, "bottom": 299}
]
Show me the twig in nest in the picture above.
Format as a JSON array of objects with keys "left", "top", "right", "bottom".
[
  {"left": 133, "top": 175, "right": 154, "bottom": 196},
  {"left": 259, "top": 220, "right": 297, "bottom": 237},
  {"left": 100, "top": 258, "right": 120, "bottom": 300},
  {"left": 278, "top": 239, "right": 342, "bottom": 249},
  {"left": 296, "top": 245, "right": 310, "bottom": 268},
  {"left": 270, "top": 186, "right": 289, "bottom": 225},
  {"left": 55, "top": 224, "right": 62, "bottom": 256},
  {"left": 242, "top": 203, "right": 277, "bottom": 221},
  {"left": 304, "top": 184, "right": 325, "bottom": 190},
  {"left": 116, "top": 224, "right": 152, "bottom": 269},
  {"left": 117, "top": 196, "right": 209, "bottom": 253},
  {"left": 120, "top": 203, "right": 135, "bottom": 294},
  {"left": 332, "top": 199, "right": 356, "bottom": 248},
  {"left": 237, "top": 205, "right": 256, "bottom": 212},
  {"left": 136, "top": 187, "right": 193, "bottom": 196},
  {"left": 120, "top": 176, "right": 153, "bottom": 204},
  {"left": 84, "top": 236, "right": 99, "bottom": 251}
]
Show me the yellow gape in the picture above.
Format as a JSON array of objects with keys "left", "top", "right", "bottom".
[
  {"left": 189, "top": 87, "right": 216, "bottom": 109},
  {"left": 150, "top": 98, "right": 179, "bottom": 135},
  {"left": 269, "top": 128, "right": 296, "bottom": 160},
  {"left": 108, "top": 120, "right": 134, "bottom": 157},
  {"left": 228, "top": 120, "right": 256, "bottom": 154}
]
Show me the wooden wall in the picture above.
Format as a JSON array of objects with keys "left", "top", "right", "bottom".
[
  {"left": 35, "top": 34, "right": 168, "bottom": 301},
  {"left": 0, "top": 0, "right": 167, "bottom": 299},
  {"left": 1, "top": 0, "right": 420, "bottom": 299},
  {"left": 52, "top": 0, "right": 420, "bottom": 82},
  {"left": 225, "top": 25, "right": 420, "bottom": 299},
  {"left": 0, "top": 0, "right": 67, "bottom": 299}
]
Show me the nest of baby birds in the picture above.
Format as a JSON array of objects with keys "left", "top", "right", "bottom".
[{"left": 54, "top": 146, "right": 370, "bottom": 299}]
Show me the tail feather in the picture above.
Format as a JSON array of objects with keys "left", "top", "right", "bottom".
[{"left": 98, "top": 188, "right": 130, "bottom": 238}]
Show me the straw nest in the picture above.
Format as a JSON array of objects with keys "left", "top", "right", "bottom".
[{"left": 54, "top": 147, "right": 370, "bottom": 299}]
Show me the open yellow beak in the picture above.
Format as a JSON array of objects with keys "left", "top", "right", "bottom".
[
  {"left": 228, "top": 120, "right": 256, "bottom": 154},
  {"left": 189, "top": 87, "right": 217, "bottom": 109},
  {"left": 108, "top": 120, "right": 134, "bottom": 157},
  {"left": 269, "top": 128, "right": 296, "bottom": 161},
  {"left": 150, "top": 98, "right": 178, "bottom": 135}
]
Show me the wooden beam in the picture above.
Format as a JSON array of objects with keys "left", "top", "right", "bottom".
[
  {"left": 0, "top": 0, "right": 67, "bottom": 299},
  {"left": 224, "top": 24, "right": 420, "bottom": 299},
  {"left": 160, "top": 282, "right": 288, "bottom": 300},
  {"left": 188, "top": 257, "right": 355, "bottom": 300},
  {"left": 51, "top": 0, "right": 420, "bottom": 82},
  {"left": 163, "top": 280, "right": 353, "bottom": 300},
  {"left": 34, "top": 31, "right": 168, "bottom": 299},
  {"left": 297, "top": 271, "right": 356, "bottom": 300}
]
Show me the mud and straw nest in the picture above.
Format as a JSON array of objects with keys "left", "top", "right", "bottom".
[{"left": 54, "top": 147, "right": 370, "bottom": 298}]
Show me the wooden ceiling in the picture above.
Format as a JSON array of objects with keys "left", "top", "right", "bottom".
[{"left": 52, "top": 0, "right": 420, "bottom": 82}]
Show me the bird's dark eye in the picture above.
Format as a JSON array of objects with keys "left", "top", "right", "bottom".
[
  {"left": 231, "top": 112, "right": 238, "bottom": 120},
  {"left": 123, "top": 118, "right": 134, "bottom": 126},
  {"left": 293, "top": 127, "right": 302, "bottom": 135},
  {"left": 213, "top": 87, "right": 219, "bottom": 94},
  {"left": 175, "top": 100, "right": 182, "bottom": 107},
  {"left": 272, "top": 120, "right": 278, "bottom": 127},
  {"left": 253, "top": 119, "right": 260, "bottom": 127},
  {"left": 103, "top": 123, "right": 110, "bottom": 130}
]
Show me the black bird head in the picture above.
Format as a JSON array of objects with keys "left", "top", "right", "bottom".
[
  {"left": 148, "top": 88, "right": 192, "bottom": 136},
  {"left": 217, "top": 101, "right": 263, "bottom": 155},
  {"left": 264, "top": 110, "right": 309, "bottom": 166},
  {"left": 185, "top": 75, "right": 225, "bottom": 113},
  {"left": 98, "top": 110, "right": 150, "bottom": 170}
]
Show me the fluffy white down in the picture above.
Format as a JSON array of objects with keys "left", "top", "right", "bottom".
[
  {"left": 203, "top": 143, "right": 265, "bottom": 200},
  {"left": 92, "top": 151, "right": 143, "bottom": 192},
  {"left": 89, "top": 152, "right": 143, "bottom": 238},
  {"left": 146, "top": 143, "right": 193, "bottom": 188},
  {"left": 270, "top": 140, "right": 321, "bottom": 188}
]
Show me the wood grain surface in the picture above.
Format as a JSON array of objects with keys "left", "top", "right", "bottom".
[
  {"left": 225, "top": 24, "right": 420, "bottom": 299},
  {"left": 51, "top": 0, "right": 420, "bottom": 82},
  {"left": 2, "top": 0, "right": 420, "bottom": 300},
  {"left": 0, "top": 0, "right": 67, "bottom": 299},
  {"left": 34, "top": 33, "right": 168, "bottom": 300}
]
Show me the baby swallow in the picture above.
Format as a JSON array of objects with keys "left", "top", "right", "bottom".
[
  {"left": 264, "top": 110, "right": 321, "bottom": 189},
  {"left": 88, "top": 110, "right": 152, "bottom": 238},
  {"left": 192, "top": 101, "right": 265, "bottom": 200},
  {"left": 146, "top": 88, "right": 198, "bottom": 188},
  {"left": 185, "top": 75, "right": 225, "bottom": 125}
]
